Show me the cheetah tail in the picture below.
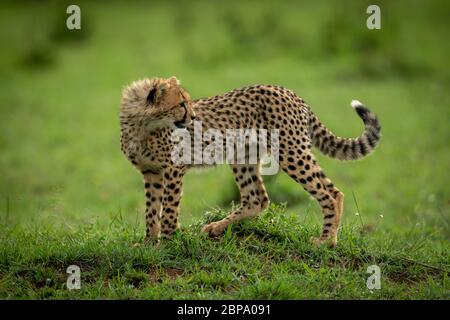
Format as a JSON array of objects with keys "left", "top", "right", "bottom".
[{"left": 309, "top": 100, "right": 381, "bottom": 160}]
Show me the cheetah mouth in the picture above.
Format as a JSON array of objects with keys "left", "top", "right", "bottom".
[{"left": 174, "top": 121, "right": 186, "bottom": 129}]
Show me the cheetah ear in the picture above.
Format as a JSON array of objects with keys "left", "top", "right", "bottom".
[
  {"left": 154, "top": 82, "right": 169, "bottom": 103},
  {"left": 146, "top": 87, "right": 157, "bottom": 105},
  {"left": 169, "top": 76, "right": 180, "bottom": 86},
  {"left": 158, "top": 82, "right": 169, "bottom": 93}
]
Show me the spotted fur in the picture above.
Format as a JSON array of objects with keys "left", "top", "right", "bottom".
[{"left": 120, "top": 77, "right": 381, "bottom": 247}]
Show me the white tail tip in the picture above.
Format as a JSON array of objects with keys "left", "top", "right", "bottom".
[{"left": 351, "top": 100, "right": 363, "bottom": 108}]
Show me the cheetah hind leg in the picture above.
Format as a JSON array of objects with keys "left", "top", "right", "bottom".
[
  {"left": 201, "top": 164, "right": 268, "bottom": 236},
  {"left": 312, "top": 170, "right": 344, "bottom": 247},
  {"left": 310, "top": 172, "right": 344, "bottom": 248},
  {"left": 280, "top": 153, "right": 342, "bottom": 247}
]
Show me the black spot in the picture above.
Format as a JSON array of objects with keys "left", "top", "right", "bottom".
[
  {"left": 354, "top": 105, "right": 370, "bottom": 123},
  {"left": 360, "top": 141, "right": 368, "bottom": 155}
]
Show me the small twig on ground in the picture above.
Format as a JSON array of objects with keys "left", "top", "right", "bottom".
[{"left": 399, "top": 256, "right": 449, "bottom": 274}]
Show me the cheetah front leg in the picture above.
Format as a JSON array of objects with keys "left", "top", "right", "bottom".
[
  {"left": 142, "top": 170, "right": 164, "bottom": 243},
  {"left": 160, "top": 166, "right": 186, "bottom": 239}
]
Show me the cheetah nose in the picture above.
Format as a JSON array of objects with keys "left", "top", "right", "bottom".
[{"left": 191, "top": 115, "right": 196, "bottom": 121}]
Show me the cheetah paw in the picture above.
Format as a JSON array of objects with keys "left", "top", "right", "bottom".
[
  {"left": 142, "top": 238, "right": 161, "bottom": 247},
  {"left": 201, "top": 222, "right": 226, "bottom": 237},
  {"left": 311, "top": 236, "right": 337, "bottom": 248}
]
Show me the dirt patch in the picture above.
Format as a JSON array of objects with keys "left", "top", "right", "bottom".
[
  {"left": 149, "top": 267, "right": 184, "bottom": 282},
  {"left": 165, "top": 267, "right": 184, "bottom": 279}
]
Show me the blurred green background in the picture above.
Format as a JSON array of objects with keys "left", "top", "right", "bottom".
[{"left": 0, "top": 0, "right": 449, "bottom": 238}]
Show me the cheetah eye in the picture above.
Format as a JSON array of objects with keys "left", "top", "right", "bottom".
[{"left": 146, "top": 88, "right": 156, "bottom": 105}]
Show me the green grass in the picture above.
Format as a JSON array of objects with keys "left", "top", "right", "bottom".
[
  {"left": 0, "top": 0, "right": 449, "bottom": 299},
  {"left": 1, "top": 204, "right": 448, "bottom": 299}
]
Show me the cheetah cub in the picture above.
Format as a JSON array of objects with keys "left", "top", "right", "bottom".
[{"left": 120, "top": 76, "right": 381, "bottom": 247}]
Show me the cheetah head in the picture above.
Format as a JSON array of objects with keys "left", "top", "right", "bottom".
[{"left": 120, "top": 76, "right": 196, "bottom": 132}]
